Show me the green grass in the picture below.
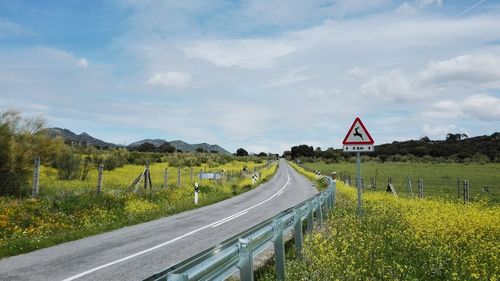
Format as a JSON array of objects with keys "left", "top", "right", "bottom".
[{"left": 303, "top": 161, "right": 500, "bottom": 201}]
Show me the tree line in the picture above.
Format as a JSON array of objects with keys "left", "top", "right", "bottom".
[{"left": 284, "top": 132, "right": 500, "bottom": 163}]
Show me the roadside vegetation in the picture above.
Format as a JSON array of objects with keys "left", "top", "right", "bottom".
[
  {"left": 257, "top": 164, "right": 500, "bottom": 281},
  {"left": 0, "top": 111, "right": 278, "bottom": 258}
]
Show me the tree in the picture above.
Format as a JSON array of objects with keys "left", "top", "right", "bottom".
[
  {"left": 291, "top": 144, "right": 314, "bottom": 159},
  {"left": 236, "top": 148, "right": 249, "bottom": 157},
  {"left": 158, "top": 142, "right": 175, "bottom": 153},
  {"left": 258, "top": 152, "right": 267, "bottom": 157},
  {"left": 137, "top": 142, "right": 156, "bottom": 152},
  {"left": 446, "top": 133, "right": 467, "bottom": 142},
  {"left": 420, "top": 136, "right": 431, "bottom": 142},
  {"left": 0, "top": 110, "right": 63, "bottom": 196},
  {"left": 314, "top": 147, "right": 323, "bottom": 158},
  {"left": 196, "top": 147, "right": 207, "bottom": 153}
]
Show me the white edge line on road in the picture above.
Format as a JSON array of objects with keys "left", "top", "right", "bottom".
[{"left": 61, "top": 164, "right": 291, "bottom": 281}]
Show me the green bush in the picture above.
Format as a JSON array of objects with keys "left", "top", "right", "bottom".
[
  {"left": 55, "top": 149, "right": 83, "bottom": 180},
  {"left": 0, "top": 110, "right": 63, "bottom": 196}
]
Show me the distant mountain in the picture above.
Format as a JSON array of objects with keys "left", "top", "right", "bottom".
[
  {"left": 44, "top": 127, "right": 231, "bottom": 154},
  {"left": 44, "top": 127, "right": 115, "bottom": 147},
  {"left": 168, "top": 140, "right": 194, "bottom": 152},
  {"left": 127, "top": 139, "right": 168, "bottom": 147},
  {"left": 129, "top": 139, "right": 231, "bottom": 154}
]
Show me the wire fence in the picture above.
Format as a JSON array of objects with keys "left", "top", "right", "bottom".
[{"left": 302, "top": 162, "right": 499, "bottom": 202}]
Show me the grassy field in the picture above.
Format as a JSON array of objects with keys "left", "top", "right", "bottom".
[
  {"left": 0, "top": 159, "right": 278, "bottom": 258},
  {"left": 303, "top": 161, "right": 500, "bottom": 201},
  {"left": 256, "top": 162, "right": 500, "bottom": 281},
  {"left": 37, "top": 160, "right": 268, "bottom": 194}
]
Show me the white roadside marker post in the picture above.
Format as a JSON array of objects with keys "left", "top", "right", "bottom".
[{"left": 194, "top": 182, "right": 199, "bottom": 205}]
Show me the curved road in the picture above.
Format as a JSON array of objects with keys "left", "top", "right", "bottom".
[{"left": 0, "top": 160, "right": 317, "bottom": 281}]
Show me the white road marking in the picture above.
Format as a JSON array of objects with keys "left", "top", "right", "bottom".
[
  {"left": 61, "top": 165, "right": 291, "bottom": 281},
  {"left": 211, "top": 211, "right": 248, "bottom": 228}
]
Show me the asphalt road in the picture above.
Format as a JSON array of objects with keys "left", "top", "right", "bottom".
[{"left": 0, "top": 160, "right": 318, "bottom": 281}]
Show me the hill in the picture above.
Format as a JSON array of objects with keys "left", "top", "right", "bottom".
[
  {"left": 128, "top": 139, "right": 231, "bottom": 154},
  {"left": 44, "top": 128, "right": 232, "bottom": 154},
  {"left": 44, "top": 127, "right": 116, "bottom": 148},
  {"left": 127, "top": 139, "right": 167, "bottom": 147}
]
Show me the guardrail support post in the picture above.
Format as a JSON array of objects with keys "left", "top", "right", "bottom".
[
  {"left": 331, "top": 183, "right": 336, "bottom": 207},
  {"left": 306, "top": 202, "right": 314, "bottom": 233},
  {"left": 238, "top": 238, "right": 254, "bottom": 281},
  {"left": 326, "top": 187, "right": 332, "bottom": 210},
  {"left": 317, "top": 197, "right": 323, "bottom": 225},
  {"left": 273, "top": 219, "right": 286, "bottom": 280},
  {"left": 293, "top": 209, "right": 303, "bottom": 258},
  {"left": 166, "top": 272, "right": 188, "bottom": 281}
]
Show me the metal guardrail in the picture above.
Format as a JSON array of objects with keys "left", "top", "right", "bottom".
[{"left": 144, "top": 177, "right": 337, "bottom": 281}]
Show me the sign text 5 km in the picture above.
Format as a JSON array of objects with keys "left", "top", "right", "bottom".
[{"left": 342, "top": 117, "right": 374, "bottom": 153}]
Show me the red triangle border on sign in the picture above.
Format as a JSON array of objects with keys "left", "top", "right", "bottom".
[{"left": 342, "top": 117, "right": 375, "bottom": 145}]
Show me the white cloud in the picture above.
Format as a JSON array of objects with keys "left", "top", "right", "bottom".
[
  {"left": 330, "top": 0, "right": 391, "bottom": 16},
  {"left": 77, "top": 58, "right": 89, "bottom": 68},
  {"left": 359, "top": 53, "right": 500, "bottom": 104},
  {"left": 462, "top": 95, "right": 500, "bottom": 121},
  {"left": 415, "top": 0, "right": 443, "bottom": 7},
  {"left": 147, "top": 71, "right": 192, "bottom": 88},
  {"left": 424, "top": 100, "right": 463, "bottom": 119},
  {"left": 422, "top": 124, "right": 457, "bottom": 138},
  {"left": 266, "top": 67, "right": 314, "bottom": 87},
  {"left": 360, "top": 70, "right": 417, "bottom": 102},
  {"left": 305, "top": 88, "right": 340, "bottom": 103},
  {"left": 422, "top": 95, "right": 500, "bottom": 121},
  {"left": 419, "top": 54, "right": 500, "bottom": 86},
  {"left": 183, "top": 39, "right": 298, "bottom": 69},
  {"left": 0, "top": 18, "right": 35, "bottom": 38},
  {"left": 395, "top": 2, "right": 418, "bottom": 14},
  {"left": 347, "top": 66, "right": 367, "bottom": 77}
]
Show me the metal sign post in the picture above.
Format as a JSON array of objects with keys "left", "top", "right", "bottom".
[
  {"left": 343, "top": 117, "right": 375, "bottom": 216},
  {"left": 356, "top": 152, "right": 362, "bottom": 215}
]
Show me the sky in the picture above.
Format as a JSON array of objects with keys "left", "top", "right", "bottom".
[{"left": 1, "top": 0, "right": 500, "bottom": 154}]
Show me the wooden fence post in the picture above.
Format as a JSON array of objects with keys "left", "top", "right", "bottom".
[
  {"left": 144, "top": 161, "right": 150, "bottom": 189},
  {"left": 31, "top": 156, "right": 40, "bottom": 198},
  {"left": 463, "top": 180, "right": 469, "bottom": 203},
  {"left": 407, "top": 176, "right": 413, "bottom": 195},
  {"left": 177, "top": 167, "right": 181, "bottom": 187},
  {"left": 164, "top": 168, "right": 168, "bottom": 189},
  {"left": 418, "top": 179, "right": 424, "bottom": 199},
  {"left": 97, "top": 162, "right": 104, "bottom": 194},
  {"left": 190, "top": 167, "right": 193, "bottom": 183}
]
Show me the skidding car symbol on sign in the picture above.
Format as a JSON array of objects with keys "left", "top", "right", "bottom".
[{"left": 343, "top": 117, "right": 375, "bottom": 153}]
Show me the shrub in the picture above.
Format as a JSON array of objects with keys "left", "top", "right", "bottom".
[
  {"left": 0, "top": 111, "right": 63, "bottom": 196},
  {"left": 55, "top": 149, "right": 83, "bottom": 180}
]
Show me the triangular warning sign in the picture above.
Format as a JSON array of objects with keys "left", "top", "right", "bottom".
[{"left": 342, "top": 117, "right": 374, "bottom": 145}]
